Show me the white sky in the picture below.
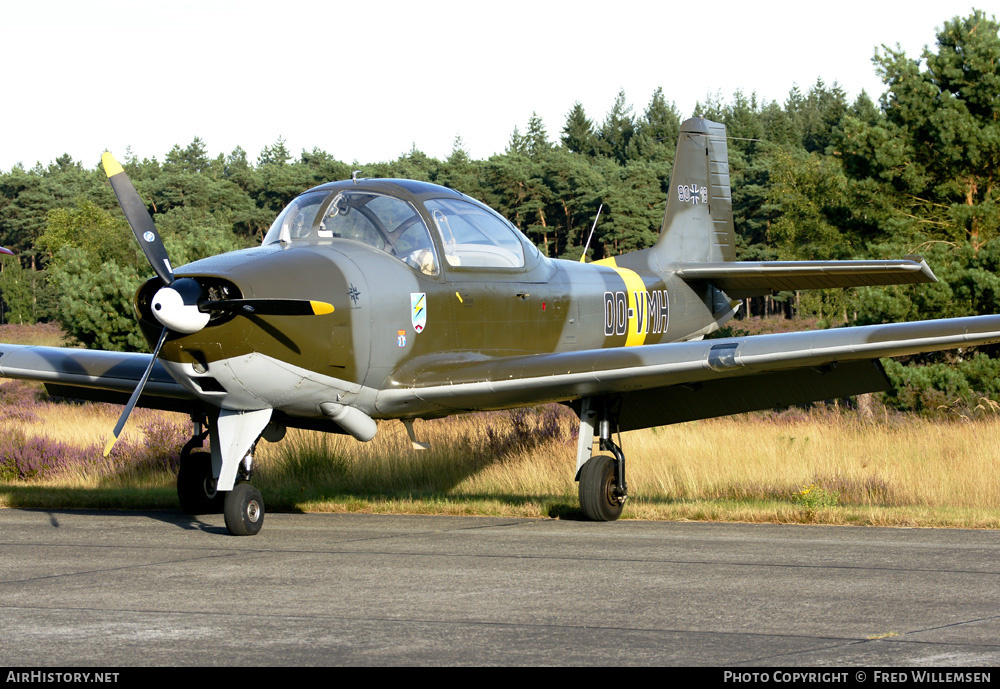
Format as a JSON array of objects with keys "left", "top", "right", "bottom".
[{"left": 0, "top": 0, "right": 987, "bottom": 171}]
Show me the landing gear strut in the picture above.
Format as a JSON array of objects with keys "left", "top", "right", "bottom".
[
  {"left": 176, "top": 414, "right": 266, "bottom": 535},
  {"left": 176, "top": 431, "right": 223, "bottom": 515},
  {"left": 576, "top": 398, "right": 627, "bottom": 521}
]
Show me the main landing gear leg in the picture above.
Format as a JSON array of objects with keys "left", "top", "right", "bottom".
[
  {"left": 575, "top": 398, "right": 627, "bottom": 521},
  {"left": 176, "top": 416, "right": 222, "bottom": 515}
]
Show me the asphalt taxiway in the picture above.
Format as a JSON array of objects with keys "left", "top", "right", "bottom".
[{"left": 1, "top": 509, "right": 998, "bottom": 666}]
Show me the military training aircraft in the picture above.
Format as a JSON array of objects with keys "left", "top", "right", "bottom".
[{"left": 1, "top": 117, "right": 999, "bottom": 536}]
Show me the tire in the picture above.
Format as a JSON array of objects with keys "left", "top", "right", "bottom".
[
  {"left": 177, "top": 451, "right": 224, "bottom": 515},
  {"left": 578, "top": 454, "right": 624, "bottom": 521},
  {"left": 224, "top": 483, "right": 265, "bottom": 536}
]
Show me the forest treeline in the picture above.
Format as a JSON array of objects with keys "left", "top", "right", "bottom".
[{"left": 0, "top": 10, "right": 997, "bottom": 412}]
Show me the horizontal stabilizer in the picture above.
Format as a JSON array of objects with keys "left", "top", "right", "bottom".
[{"left": 675, "top": 256, "right": 936, "bottom": 298}]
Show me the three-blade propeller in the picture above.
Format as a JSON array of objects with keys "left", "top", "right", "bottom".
[{"left": 100, "top": 153, "right": 333, "bottom": 456}]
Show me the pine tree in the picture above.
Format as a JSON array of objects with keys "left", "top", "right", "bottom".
[
  {"left": 561, "top": 102, "right": 597, "bottom": 156},
  {"left": 843, "top": 10, "right": 1000, "bottom": 250}
]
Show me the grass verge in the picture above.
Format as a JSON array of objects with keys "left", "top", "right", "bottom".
[{"left": 2, "top": 381, "right": 1000, "bottom": 528}]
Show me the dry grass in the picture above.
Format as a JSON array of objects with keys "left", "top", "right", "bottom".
[
  {"left": 0, "top": 322, "right": 67, "bottom": 347},
  {"left": 3, "top": 387, "right": 1000, "bottom": 527},
  {"left": 251, "top": 408, "right": 578, "bottom": 516},
  {"left": 626, "top": 413, "right": 1000, "bottom": 510},
  {"left": 248, "top": 406, "right": 1000, "bottom": 527}
]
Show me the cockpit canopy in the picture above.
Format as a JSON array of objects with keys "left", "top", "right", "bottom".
[{"left": 262, "top": 181, "right": 531, "bottom": 274}]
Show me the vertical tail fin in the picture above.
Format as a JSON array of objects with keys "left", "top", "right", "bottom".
[{"left": 653, "top": 118, "right": 736, "bottom": 264}]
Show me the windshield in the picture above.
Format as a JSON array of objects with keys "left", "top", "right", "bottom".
[
  {"left": 263, "top": 190, "right": 439, "bottom": 275},
  {"left": 263, "top": 191, "right": 327, "bottom": 243}
]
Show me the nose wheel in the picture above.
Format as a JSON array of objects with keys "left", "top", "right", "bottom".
[{"left": 224, "top": 483, "right": 265, "bottom": 536}]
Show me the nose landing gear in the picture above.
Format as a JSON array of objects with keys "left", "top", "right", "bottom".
[{"left": 176, "top": 415, "right": 266, "bottom": 536}]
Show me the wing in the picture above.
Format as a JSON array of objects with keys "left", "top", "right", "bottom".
[
  {"left": 378, "top": 314, "right": 1000, "bottom": 430},
  {"left": 674, "top": 256, "right": 936, "bottom": 299},
  {"left": 0, "top": 344, "right": 198, "bottom": 413}
]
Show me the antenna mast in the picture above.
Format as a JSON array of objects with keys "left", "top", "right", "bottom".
[{"left": 579, "top": 203, "right": 603, "bottom": 263}]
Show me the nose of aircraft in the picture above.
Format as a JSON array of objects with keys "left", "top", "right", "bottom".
[
  {"left": 135, "top": 244, "right": 365, "bottom": 378},
  {"left": 135, "top": 259, "right": 335, "bottom": 341},
  {"left": 138, "top": 247, "right": 376, "bottom": 422}
]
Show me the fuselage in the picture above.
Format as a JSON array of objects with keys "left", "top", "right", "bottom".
[{"left": 134, "top": 179, "right": 726, "bottom": 424}]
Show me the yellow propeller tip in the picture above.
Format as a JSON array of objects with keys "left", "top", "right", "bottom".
[
  {"left": 103, "top": 436, "right": 118, "bottom": 457},
  {"left": 101, "top": 152, "right": 124, "bottom": 179},
  {"left": 310, "top": 301, "right": 334, "bottom": 315}
]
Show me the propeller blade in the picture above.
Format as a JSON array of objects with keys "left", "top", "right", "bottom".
[
  {"left": 200, "top": 299, "right": 334, "bottom": 317},
  {"left": 103, "top": 327, "right": 170, "bottom": 457},
  {"left": 101, "top": 152, "right": 175, "bottom": 286}
]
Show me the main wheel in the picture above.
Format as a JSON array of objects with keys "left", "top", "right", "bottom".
[
  {"left": 177, "top": 451, "right": 224, "bottom": 515},
  {"left": 578, "top": 454, "right": 624, "bottom": 521},
  {"left": 224, "top": 483, "right": 265, "bottom": 536}
]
